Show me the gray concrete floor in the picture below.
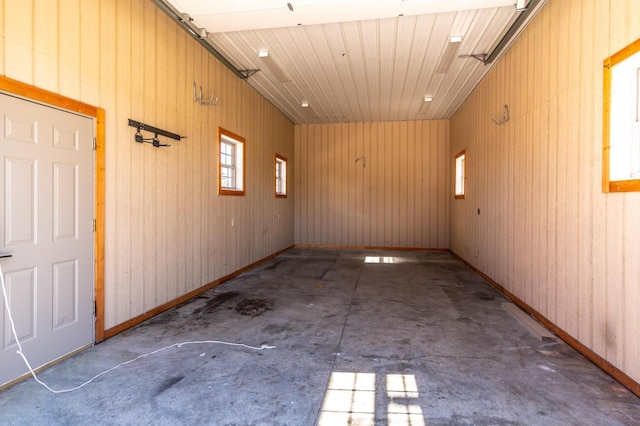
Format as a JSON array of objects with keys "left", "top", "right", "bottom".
[{"left": 1, "top": 248, "right": 639, "bottom": 425}]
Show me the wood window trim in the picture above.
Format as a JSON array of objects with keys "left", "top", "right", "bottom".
[
  {"left": 454, "top": 150, "right": 466, "bottom": 199},
  {"left": 218, "top": 127, "right": 246, "bottom": 196},
  {"left": 603, "top": 38, "right": 640, "bottom": 192},
  {"left": 275, "top": 153, "right": 287, "bottom": 198}
]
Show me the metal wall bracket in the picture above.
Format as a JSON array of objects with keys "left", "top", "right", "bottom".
[
  {"left": 128, "top": 119, "right": 186, "bottom": 147},
  {"left": 239, "top": 69, "right": 260, "bottom": 80},
  {"left": 492, "top": 105, "right": 510, "bottom": 125},
  {"left": 459, "top": 53, "right": 489, "bottom": 64},
  {"left": 193, "top": 81, "right": 219, "bottom": 105}
]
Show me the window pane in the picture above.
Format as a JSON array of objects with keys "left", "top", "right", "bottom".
[
  {"left": 221, "top": 141, "right": 234, "bottom": 166},
  {"left": 275, "top": 161, "right": 282, "bottom": 193},
  {"left": 221, "top": 165, "right": 235, "bottom": 188},
  {"left": 218, "top": 128, "right": 245, "bottom": 196},
  {"left": 455, "top": 151, "right": 465, "bottom": 198},
  {"left": 604, "top": 40, "right": 640, "bottom": 191},
  {"left": 275, "top": 155, "right": 287, "bottom": 196}
]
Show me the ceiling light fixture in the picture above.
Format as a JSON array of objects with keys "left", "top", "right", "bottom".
[
  {"left": 419, "top": 96, "right": 433, "bottom": 114},
  {"left": 436, "top": 36, "right": 463, "bottom": 74},
  {"left": 301, "top": 101, "right": 309, "bottom": 108},
  {"left": 258, "top": 50, "right": 290, "bottom": 83},
  {"left": 302, "top": 105, "right": 319, "bottom": 120}
]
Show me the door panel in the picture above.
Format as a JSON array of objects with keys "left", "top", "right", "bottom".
[
  {"left": 52, "top": 259, "right": 78, "bottom": 329},
  {"left": 2, "top": 268, "right": 36, "bottom": 347},
  {"left": 0, "top": 93, "right": 93, "bottom": 387},
  {"left": 4, "top": 157, "right": 36, "bottom": 245},
  {"left": 53, "top": 162, "right": 78, "bottom": 240}
]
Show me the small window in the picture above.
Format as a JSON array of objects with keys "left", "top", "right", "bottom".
[
  {"left": 454, "top": 150, "right": 466, "bottom": 199},
  {"left": 603, "top": 38, "right": 640, "bottom": 192},
  {"left": 275, "top": 154, "right": 287, "bottom": 198},
  {"left": 218, "top": 128, "right": 245, "bottom": 196}
]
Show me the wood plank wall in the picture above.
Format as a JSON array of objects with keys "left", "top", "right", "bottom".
[
  {"left": 450, "top": 0, "right": 640, "bottom": 384},
  {"left": 294, "top": 121, "right": 449, "bottom": 249},
  {"left": 0, "top": 0, "right": 294, "bottom": 330}
]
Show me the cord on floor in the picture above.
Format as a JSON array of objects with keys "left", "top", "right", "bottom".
[{"left": 0, "top": 264, "right": 275, "bottom": 394}]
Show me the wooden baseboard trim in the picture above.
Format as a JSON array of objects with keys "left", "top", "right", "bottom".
[
  {"left": 450, "top": 250, "right": 640, "bottom": 399},
  {"left": 0, "top": 343, "right": 93, "bottom": 391},
  {"left": 294, "top": 244, "right": 449, "bottom": 252},
  {"left": 103, "top": 245, "right": 294, "bottom": 340}
]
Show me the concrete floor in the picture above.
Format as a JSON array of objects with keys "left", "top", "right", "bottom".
[{"left": 1, "top": 248, "right": 639, "bottom": 425}]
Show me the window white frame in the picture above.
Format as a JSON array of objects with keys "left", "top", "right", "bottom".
[
  {"left": 454, "top": 150, "right": 466, "bottom": 199},
  {"left": 603, "top": 38, "right": 640, "bottom": 192},
  {"left": 218, "top": 128, "right": 245, "bottom": 196},
  {"left": 275, "top": 153, "right": 287, "bottom": 198}
]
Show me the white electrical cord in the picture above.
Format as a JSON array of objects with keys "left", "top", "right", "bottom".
[{"left": 0, "top": 263, "right": 275, "bottom": 394}]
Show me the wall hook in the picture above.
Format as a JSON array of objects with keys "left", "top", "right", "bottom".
[
  {"left": 492, "top": 105, "right": 510, "bottom": 125},
  {"left": 193, "top": 81, "right": 220, "bottom": 106},
  {"left": 355, "top": 156, "right": 366, "bottom": 168}
]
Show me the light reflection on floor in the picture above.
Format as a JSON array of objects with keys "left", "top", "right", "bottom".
[
  {"left": 318, "top": 372, "right": 425, "bottom": 426},
  {"left": 364, "top": 256, "right": 396, "bottom": 263}
]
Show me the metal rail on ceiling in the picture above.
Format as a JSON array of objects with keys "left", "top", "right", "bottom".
[
  {"left": 485, "top": 0, "right": 547, "bottom": 64},
  {"left": 150, "top": 0, "right": 247, "bottom": 80}
]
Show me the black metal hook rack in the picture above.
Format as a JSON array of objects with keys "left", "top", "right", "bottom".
[{"left": 128, "top": 119, "right": 186, "bottom": 147}]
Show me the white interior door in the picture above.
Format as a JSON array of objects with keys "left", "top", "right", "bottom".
[{"left": 0, "top": 93, "right": 94, "bottom": 387}]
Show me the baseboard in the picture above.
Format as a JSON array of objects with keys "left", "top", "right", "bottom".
[
  {"left": 450, "top": 250, "right": 640, "bottom": 399},
  {"left": 294, "top": 244, "right": 449, "bottom": 252},
  {"left": 102, "top": 245, "right": 294, "bottom": 341},
  {"left": 0, "top": 343, "right": 93, "bottom": 391}
]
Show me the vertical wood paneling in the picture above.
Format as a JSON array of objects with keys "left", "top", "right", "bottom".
[
  {"left": 114, "top": 0, "right": 133, "bottom": 323},
  {"left": 33, "top": 0, "right": 58, "bottom": 92},
  {"left": 294, "top": 120, "right": 449, "bottom": 249},
  {"left": 1, "top": 0, "right": 294, "bottom": 331},
  {"left": 79, "top": 0, "right": 98, "bottom": 105},
  {"left": 4, "top": 0, "right": 32, "bottom": 82},
  {"left": 450, "top": 0, "right": 640, "bottom": 385},
  {"left": 0, "top": 0, "right": 4, "bottom": 74},
  {"left": 58, "top": 0, "right": 80, "bottom": 99}
]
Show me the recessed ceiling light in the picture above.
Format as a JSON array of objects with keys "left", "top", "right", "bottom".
[
  {"left": 258, "top": 50, "right": 269, "bottom": 58},
  {"left": 420, "top": 96, "right": 433, "bottom": 114},
  {"left": 301, "top": 101, "right": 309, "bottom": 108},
  {"left": 437, "top": 36, "right": 463, "bottom": 73}
]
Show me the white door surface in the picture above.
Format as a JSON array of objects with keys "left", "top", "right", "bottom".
[{"left": 0, "top": 93, "right": 94, "bottom": 387}]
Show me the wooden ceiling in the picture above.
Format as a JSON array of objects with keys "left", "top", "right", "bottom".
[{"left": 163, "top": 1, "right": 533, "bottom": 124}]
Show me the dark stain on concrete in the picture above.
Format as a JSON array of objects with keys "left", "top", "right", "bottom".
[
  {"left": 193, "top": 291, "right": 241, "bottom": 316},
  {"left": 473, "top": 291, "right": 495, "bottom": 301},
  {"left": 264, "top": 260, "right": 283, "bottom": 270},
  {"left": 262, "top": 324, "right": 289, "bottom": 334},
  {"left": 235, "top": 298, "right": 274, "bottom": 317},
  {"left": 155, "top": 376, "right": 184, "bottom": 396}
]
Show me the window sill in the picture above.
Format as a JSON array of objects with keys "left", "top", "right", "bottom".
[
  {"left": 219, "top": 188, "right": 245, "bottom": 196},
  {"left": 605, "top": 179, "right": 640, "bottom": 192}
]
